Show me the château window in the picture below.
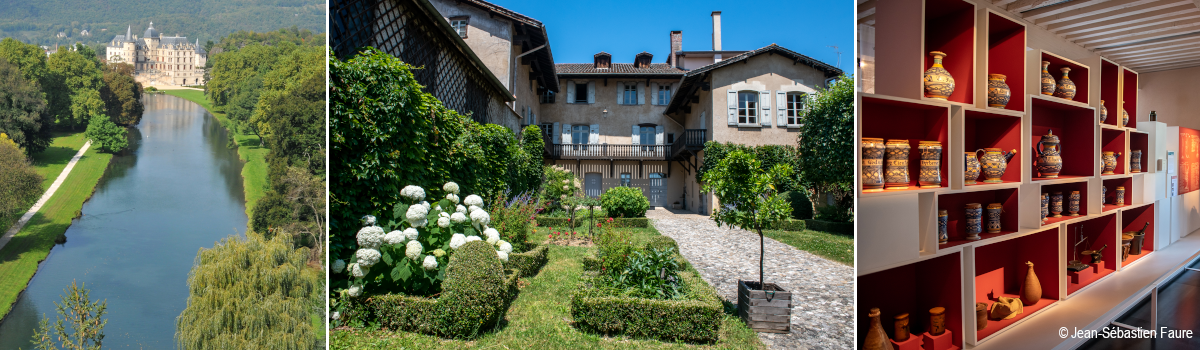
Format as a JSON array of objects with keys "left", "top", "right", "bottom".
[
  {"left": 622, "top": 83, "right": 638, "bottom": 105},
  {"left": 572, "top": 124, "right": 590, "bottom": 145},
  {"left": 575, "top": 83, "right": 588, "bottom": 103},
  {"left": 620, "top": 173, "right": 632, "bottom": 186},
  {"left": 786, "top": 93, "right": 805, "bottom": 126},
  {"left": 539, "top": 86, "right": 555, "bottom": 104},
  {"left": 450, "top": 17, "right": 469, "bottom": 38},
  {"left": 738, "top": 91, "right": 758, "bottom": 124},
  {"left": 658, "top": 85, "right": 671, "bottom": 105}
]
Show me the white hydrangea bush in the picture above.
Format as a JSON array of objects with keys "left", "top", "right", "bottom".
[{"left": 342, "top": 182, "right": 513, "bottom": 297}]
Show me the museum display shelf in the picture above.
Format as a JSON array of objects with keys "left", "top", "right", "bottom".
[
  {"left": 937, "top": 188, "right": 1020, "bottom": 249},
  {"left": 1098, "top": 58, "right": 1121, "bottom": 129},
  {"left": 1101, "top": 176, "right": 1133, "bottom": 212},
  {"left": 977, "top": 9, "right": 1024, "bottom": 112},
  {"left": 1029, "top": 95, "right": 1096, "bottom": 181},
  {"left": 1037, "top": 180, "right": 1091, "bottom": 227},
  {"left": 961, "top": 107, "right": 1023, "bottom": 187},
  {"left": 921, "top": 0, "right": 976, "bottom": 107},
  {"left": 859, "top": 94, "right": 951, "bottom": 195},
  {"left": 1129, "top": 131, "right": 1149, "bottom": 174},
  {"left": 858, "top": 252, "right": 965, "bottom": 350},
  {"left": 971, "top": 226, "right": 1060, "bottom": 342},
  {"left": 1119, "top": 203, "right": 1155, "bottom": 268},
  {"left": 1037, "top": 50, "right": 1090, "bottom": 107},
  {"left": 1122, "top": 67, "right": 1138, "bottom": 131},
  {"left": 1099, "top": 128, "right": 1127, "bottom": 176},
  {"left": 1064, "top": 213, "right": 1119, "bottom": 297}
]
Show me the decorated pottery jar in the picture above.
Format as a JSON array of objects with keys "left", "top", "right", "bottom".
[
  {"left": 1100, "top": 100, "right": 1108, "bottom": 124},
  {"left": 938, "top": 210, "right": 949, "bottom": 244},
  {"left": 862, "top": 138, "right": 886, "bottom": 192},
  {"left": 965, "top": 152, "right": 982, "bottom": 185},
  {"left": 929, "top": 307, "right": 947, "bottom": 336},
  {"left": 978, "top": 148, "right": 1017, "bottom": 183},
  {"left": 1041, "top": 193, "right": 1049, "bottom": 224},
  {"left": 924, "top": 51, "right": 955, "bottom": 100},
  {"left": 1102, "top": 151, "right": 1122, "bottom": 175},
  {"left": 919, "top": 141, "right": 943, "bottom": 188},
  {"left": 1035, "top": 129, "right": 1063, "bottom": 178},
  {"left": 965, "top": 203, "right": 983, "bottom": 240},
  {"left": 885, "top": 139, "right": 911, "bottom": 190},
  {"left": 1054, "top": 67, "right": 1077, "bottom": 100},
  {"left": 1116, "top": 186, "right": 1126, "bottom": 205},
  {"left": 1050, "top": 192, "right": 1064, "bottom": 218},
  {"left": 1068, "top": 191, "right": 1081, "bottom": 216},
  {"left": 1102, "top": 186, "right": 1108, "bottom": 205},
  {"left": 1040, "top": 61, "right": 1056, "bottom": 96},
  {"left": 987, "top": 74, "right": 1011, "bottom": 108},
  {"left": 894, "top": 313, "right": 911, "bottom": 342},
  {"left": 985, "top": 203, "right": 1004, "bottom": 234},
  {"left": 1131, "top": 150, "right": 1142, "bottom": 173},
  {"left": 1121, "top": 103, "right": 1130, "bottom": 127}
]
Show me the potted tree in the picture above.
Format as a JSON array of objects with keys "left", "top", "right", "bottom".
[{"left": 702, "top": 150, "right": 793, "bottom": 333}]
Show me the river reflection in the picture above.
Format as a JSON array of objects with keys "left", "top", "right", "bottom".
[{"left": 0, "top": 94, "right": 249, "bottom": 348}]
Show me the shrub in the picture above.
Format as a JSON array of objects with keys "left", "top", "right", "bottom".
[
  {"left": 504, "top": 245, "right": 548, "bottom": 278},
  {"left": 772, "top": 219, "right": 808, "bottom": 232},
  {"left": 797, "top": 74, "right": 854, "bottom": 222},
  {"left": 144, "top": 86, "right": 157, "bottom": 91},
  {"left": 536, "top": 216, "right": 648, "bottom": 229},
  {"left": 437, "top": 240, "right": 510, "bottom": 338},
  {"left": 604, "top": 247, "right": 685, "bottom": 300},
  {"left": 571, "top": 271, "right": 721, "bottom": 343},
  {"left": 84, "top": 113, "right": 127, "bottom": 153},
  {"left": 601, "top": 186, "right": 649, "bottom": 218},
  {"left": 0, "top": 134, "right": 43, "bottom": 220},
  {"left": 644, "top": 235, "right": 678, "bottom": 252},
  {"left": 698, "top": 142, "right": 802, "bottom": 193},
  {"left": 540, "top": 165, "right": 578, "bottom": 210},
  {"left": 806, "top": 219, "right": 854, "bottom": 235},
  {"left": 595, "top": 227, "right": 635, "bottom": 275},
  {"left": 781, "top": 191, "right": 814, "bottom": 220},
  {"left": 250, "top": 191, "right": 292, "bottom": 235},
  {"left": 488, "top": 190, "right": 540, "bottom": 252},
  {"left": 816, "top": 203, "right": 853, "bottom": 223}
]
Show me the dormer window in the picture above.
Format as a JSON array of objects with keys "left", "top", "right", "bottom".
[
  {"left": 449, "top": 16, "right": 469, "bottom": 38},
  {"left": 594, "top": 52, "right": 611, "bottom": 69},
  {"left": 634, "top": 52, "right": 653, "bottom": 68}
]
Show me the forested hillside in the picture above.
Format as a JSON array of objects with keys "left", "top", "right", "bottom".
[{"left": 0, "top": 0, "right": 324, "bottom": 47}]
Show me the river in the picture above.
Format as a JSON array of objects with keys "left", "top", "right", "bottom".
[{"left": 0, "top": 94, "right": 249, "bottom": 348}]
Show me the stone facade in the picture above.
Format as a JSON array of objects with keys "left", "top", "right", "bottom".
[{"left": 105, "top": 22, "right": 208, "bottom": 86}]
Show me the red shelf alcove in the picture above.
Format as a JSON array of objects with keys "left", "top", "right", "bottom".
[
  {"left": 1040, "top": 52, "right": 1089, "bottom": 106},
  {"left": 1102, "top": 177, "right": 1133, "bottom": 212},
  {"left": 974, "top": 228, "right": 1061, "bottom": 340},
  {"left": 1120, "top": 204, "right": 1155, "bottom": 267},
  {"left": 1099, "top": 60, "right": 1121, "bottom": 128},
  {"left": 1130, "top": 132, "right": 1149, "bottom": 173},
  {"left": 986, "top": 11, "right": 1025, "bottom": 112},
  {"left": 858, "top": 253, "right": 963, "bottom": 349},
  {"left": 1123, "top": 68, "right": 1138, "bottom": 129},
  {"left": 964, "top": 109, "right": 1022, "bottom": 186},
  {"left": 1065, "top": 214, "right": 1118, "bottom": 296},
  {"left": 1040, "top": 181, "right": 1090, "bottom": 226},
  {"left": 1031, "top": 97, "right": 1096, "bottom": 180},
  {"left": 1100, "top": 129, "right": 1127, "bottom": 175},
  {"left": 861, "top": 96, "right": 951, "bottom": 193},
  {"left": 938, "top": 188, "right": 1019, "bottom": 248},
  {"left": 924, "top": 0, "right": 975, "bottom": 105}
]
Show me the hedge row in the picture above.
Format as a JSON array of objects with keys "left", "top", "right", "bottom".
[
  {"left": 571, "top": 271, "right": 722, "bottom": 343},
  {"left": 771, "top": 219, "right": 807, "bottom": 232},
  {"left": 806, "top": 219, "right": 853, "bottom": 235},
  {"left": 535, "top": 217, "right": 649, "bottom": 228},
  {"left": 505, "top": 245, "right": 549, "bottom": 278}
]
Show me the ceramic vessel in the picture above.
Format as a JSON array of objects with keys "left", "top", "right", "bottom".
[
  {"left": 976, "top": 303, "right": 989, "bottom": 330},
  {"left": 918, "top": 141, "right": 942, "bottom": 188},
  {"left": 988, "top": 74, "right": 1011, "bottom": 108},
  {"left": 985, "top": 203, "right": 1003, "bottom": 234},
  {"left": 938, "top": 210, "right": 949, "bottom": 244},
  {"left": 929, "top": 307, "right": 946, "bottom": 336},
  {"left": 1102, "top": 186, "right": 1108, "bottom": 205},
  {"left": 885, "top": 140, "right": 911, "bottom": 190},
  {"left": 1100, "top": 100, "right": 1108, "bottom": 123},
  {"left": 965, "top": 152, "right": 982, "bottom": 185},
  {"left": 1131, "top": 150, "right": 1142, "bottom": 173},
  {"left": 863, "top": 308, "right": 895, "bottom": 350},
  {"left": 1041, "top": 193, "right": 1049, "bottom": 225},
  {"left": 965, "top": 203, "right": 983, "bottom": 240},
  {"left": 1040, "top": 61, "right": 1056, "bottom": 96},
  {"left": 1129, "top": 222, "right": 1149, "bottom": 254},
  {"left": 1051, "top": 192, "right": 1064, "bottom": 218},
  {"left": 1021, "top": 261, "right": 1042, "bottom": 306},
  {"left": 924, "top": 51, "right": 955, "bottom": 100},
  {"left": 1121, "top": 104, "right": 1130, "bottom": 127},
  {"left": 894, "top": 313, "right": 910, "bottom": 342},
  {"left": 1035, "top": 129, "right": 1063, "bottom": 178},
  {"left": 1102, "top": 151, "right": 1121, "bottom": 175},
  {"left": 1068, "top": 191, "right": 1081, "bottom": 216},
  {"left": 862, "top": 138, "right": 886, "bottom": 192},
  {"left": 1116, "top": 186, "right": 1126, "bottom": 205},
  {"left": 978, "top": 148, "right": 1017, "bottom": 183},
  {"left": 1053, "top": 67, "right": 1077, "bottom": 100}
]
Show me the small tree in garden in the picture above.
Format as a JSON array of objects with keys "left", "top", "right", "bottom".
[
  {"left": 797, "top": 74, "right": 854, "bottom": 221},
  {"left": 84, "top": 113, "right": 127, "bottom": 153},
  {"left": 702, "top": 150, "right": 792, "bottom": 287},
  {"left": 32, "top": 280, "right": 107, "bottom": 350},
  {"left": 540, "top": 165, "right": 579, "bottom": 211}
]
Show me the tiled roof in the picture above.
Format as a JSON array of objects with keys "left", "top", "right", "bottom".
[
  {"left": 664, "top": 44, "right": 844, "bottom": 115},
  {"left": 556, "top": 63, "right": 685, "bottom": 75}
]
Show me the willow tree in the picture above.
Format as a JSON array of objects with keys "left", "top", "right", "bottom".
[{"left": 176, "top": 231, "right": 322, "bottom": 349}]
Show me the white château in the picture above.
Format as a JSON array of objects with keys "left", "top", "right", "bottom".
[{"left": 106, "top": 22, "right": 207, "bottom": 86}]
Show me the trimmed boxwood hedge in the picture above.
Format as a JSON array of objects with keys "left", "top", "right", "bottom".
[
  {"left": 806, "top": 219, "right": 853, "bottom": 235},
  {"left": 771, "top": 219, "right": 808, "bottom": 232},
  {"left": 570, "top": 271, "right": 722, "bottom": 343},
  {"left": 505, "top": 244, "right": 549, "bottom": 278},
  {"left": 536, "top": 216, "right": 649, "bottom": 228}
]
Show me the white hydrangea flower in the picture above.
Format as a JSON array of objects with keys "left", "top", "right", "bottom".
[
  {"left": 450, "top": 212, "right": 468, "bottom": 224},
  {"left": 456, "top": 204, "right": 467, "bottom": 214},
  {"left": 419, "top": 201, "right": 430, "bottom": 209},
  {"left": 437, "top": 216, "right": 451, "bottom": 228},
  {"left": 498, "top": 241, "right": 513, "bottom": 254},
  {"left": 484, "top": 228, "right": 500, "bottom": 244},
  {"left": 356, "top": 248, "right": 382, "bottom": 268},
  {"left": 350, "top": 263, "right": 368, "bottom": 278},
  {"left": 497, "top": 250, "right": 509, "bottom": 262},
  {"left": 401, "top": 185, "right": 425, "bottom": 201},
  {"left": 563, "top": 185, "right": 569, "bottom": 191},
  {"left": 356, "top": 226, "right": 385, "bottom": 250},
  {"left": 422, "top": 255, "right": 438, "bottom": 270},
  {"left": 405, "top": 240, "right": 423, "bottom": 260},
  {"left": 446, "top": 193, "right": 460, "bottom": 204},
  {"left": 464, "top": 194, "right": 483, "bottom": 207},
  {"left": 470, "top": 210, "right": 491, "bottom": 226},
  {"left": 468, "top": 205, "right": 481, "bottom": 213},
  {"left": 432, "top": 249, "right": 446, "bottom": 257},
  {"left": 449, "top": 234, "right": 467, "bottom": 249},
  {"left": 332, "top": 259, "right": 346, "bottom": 273},
  {"left": 332, "top": 311, "right": 340, "bottom": 320},
  {"left": 361, "top": 215, "right": 376, "bottom": 226},
  {"left": 348, "top": 283, "right": 363, "bottom": 297},
  {"left": 466, "top": 235, "right": 482, "bottom": 242},
  {"left": 406, "top": 204, "right": 429, "bottom": 223},
  {"left": 403, "top": 227, "right": 420, "bottom": 241},
  {"left": 439, "top": 211, "right": 450, "bottom": 218},
  {"left": 443, "top": 182, "right": 460, "bottom": 194},
  {"left": 383, "top": 230, "right": 406, "bottom": 245}
]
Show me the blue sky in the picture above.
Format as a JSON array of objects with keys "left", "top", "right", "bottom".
[{"left": 486, "top": 0, "right": 854, "bottom": 71}]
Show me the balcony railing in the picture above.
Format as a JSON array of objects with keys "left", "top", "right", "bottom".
[
  {"left": 548, "top": 144, "right": 669, "bottom": 160},
  {"left": 671, "top": 129, "right": 706, "bottom": 157}
]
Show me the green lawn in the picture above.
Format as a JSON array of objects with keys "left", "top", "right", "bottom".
[
  {"left": 763, "top": 229, "right": 854, "bottom": 266},
  {"left": 163, "top": 89, "right": 269, "bottom": 218},
  {"left": 331, "top": 227, "right": 765, "bottom": 350},
  {"left": 0, "top": 132, "right": 113, "bottom": 317}
]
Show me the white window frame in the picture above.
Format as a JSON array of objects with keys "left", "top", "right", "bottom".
[
  {"left": 572, "top": 124, "right": 590, "bottom": 147},
  {"left": 622, "top": 83, "right": 638, "bottom": 105},
  {"left": 786, "top": 93, "right": 805, "bottom": 127},
  {"left": 450, "top": 18, "right": 469, "bottom": 38},
  {"left": 657, "top": 85, "right": 671, "bottom": 105},
  {"left": 737, "top": 91, "right": 758, "bottom": 125}
]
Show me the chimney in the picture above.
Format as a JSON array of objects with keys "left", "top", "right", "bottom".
[
  {"left": 594, "top": 51, "right": 611, "bottom": 69},
  {"left": 669, "top": 31, "right": 682, "bottom": 68},
  {"left": 634, "top": 52, "right": 653, "bottom": 68},
  {"left": 711, "top": 11, "right": 722, "bottom": 51}
]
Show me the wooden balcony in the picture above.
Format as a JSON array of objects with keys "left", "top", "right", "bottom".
[{"left": 540, "top": 129, "right": 707, "bottom": 161}]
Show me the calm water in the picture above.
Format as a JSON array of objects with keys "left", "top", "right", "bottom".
[{"left": 0, "top": 94, "right": 249, "bottom": 348}]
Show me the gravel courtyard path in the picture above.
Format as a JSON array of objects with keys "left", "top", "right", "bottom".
[{"left": 648, "top": 210, "right": 853, "bottom": 350}]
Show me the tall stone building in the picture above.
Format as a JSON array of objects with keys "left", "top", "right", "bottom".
[{"left": 106, "top": 22, "right": 208, "bottom": 86}]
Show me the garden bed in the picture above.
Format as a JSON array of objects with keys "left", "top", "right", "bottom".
[
  {"left": 344, "top": 268, "right": 522, "bottom": 338},
  {"left": 536, "top": 216, "right": 650, "bottom": 228},
  {"left": 570, "top": 271, "right": 723, "bottom": 344},
  {"left": 804, "top": 219, "right": 853, "bottom": 235}
]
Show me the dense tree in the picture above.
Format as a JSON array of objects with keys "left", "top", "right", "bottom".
[
  {"left": 0, "top": 57, "right": 50, "bottom": 154},
  {"left": 47, "top": 49, "right": 103, "bottom": 128},
  {"left": 797, "top": 75, "right": 854, "bottom": 220},
  {"left": 31, "top": 280, "right": 107, "bottom": 350},
  {"left": 98, "top": 62, "right": 143, "bottom": 126},
  {"left": 0, "top": 133, "right": 43, "bottom": 220},
  {"left": 0, "top": 38, "right": 50, "bottom": 83},
  {"left": 84, "top": 114, "right": 127, "bottom": 153},
  {"left": 205, "top": 43, "right": 285, "bottom": 109},
  {"left": 224, "top": 75, "right": 263, "bottom": 140}
]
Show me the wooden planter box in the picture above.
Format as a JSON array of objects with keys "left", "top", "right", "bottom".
[{"left": 737, "top": 280, "right": 792, "bottom": 333}]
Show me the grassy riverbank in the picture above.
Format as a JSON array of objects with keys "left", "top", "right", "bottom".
[
  {"left": 0, "top": 132, "right": 113, "bottom": 317},
  {"left": 163, "top": 89, "right": 269, "bottom": 218}
]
